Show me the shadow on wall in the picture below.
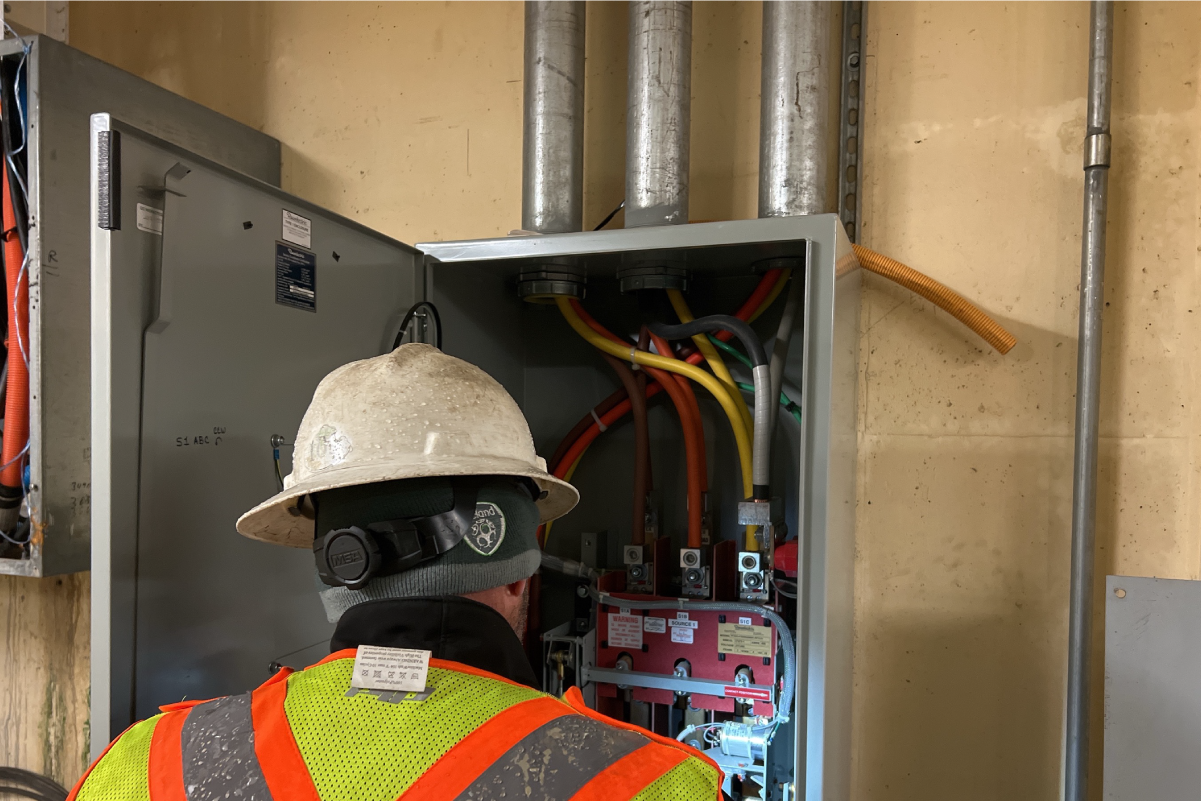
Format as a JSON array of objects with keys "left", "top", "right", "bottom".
[{"left": 856, "top": 611, "right": 1061, "bottom": 800}]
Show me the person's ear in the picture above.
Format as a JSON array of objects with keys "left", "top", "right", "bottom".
[{"left": 504, "top": 578, "right": 529, "bottom": 598}]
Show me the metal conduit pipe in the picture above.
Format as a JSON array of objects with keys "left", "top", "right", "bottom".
[
  {"left": 759, "top": 0, "right": 831, "bottom": 218},
  {"left": 522, "top": 1, "right": 586, "bottom": 234},
  {"left": 1065, "top": 4, "right": 1113, "bottom": 801},
  {"left": 626, "top": 1, "right": 692, "bottom": 227},
  {"left": 759, "top": 1, "right": 832, "bottom": 433}
]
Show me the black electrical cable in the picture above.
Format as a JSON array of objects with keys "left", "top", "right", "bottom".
[
  {"left": 0, "top": 768, "right": 68, "bottom": 801},
  {"left": 592, "top": 200, "right": 624, "bottom": 231},
  {"left": 390, "top": 301, "right": 442, "bottom": 352},
  {"left": 647, "top": 315, "right": 768, "bottom": 367}
]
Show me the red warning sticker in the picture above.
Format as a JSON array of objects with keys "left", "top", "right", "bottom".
[{"left": 723, "top": 686, "right": 772, "bottom": 702}]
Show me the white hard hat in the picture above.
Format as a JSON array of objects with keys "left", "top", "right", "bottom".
[{"left": 237, "top": 343, "right": 579, "bottom": 548}]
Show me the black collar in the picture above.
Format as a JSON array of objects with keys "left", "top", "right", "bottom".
[{"left": 329, "top": 596, "right": 540, "bottom": 689}]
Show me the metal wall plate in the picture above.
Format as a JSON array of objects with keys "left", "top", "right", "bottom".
[
  {"left": 0, "top": 35, "right": 281, "bottom": 576},
  {"left": 1104, "top": 575, "right": 1201, "bottom": 800},
  {"left": 90, "top": 115, "right": 421, "bottom": 756}
]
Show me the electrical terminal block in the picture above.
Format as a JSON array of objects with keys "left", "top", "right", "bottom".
[
  {"left": 680, "top": 547, "right": 710, "bottom": 598},
  {"left": 624, "top": 544, "right": 653, "bottom": 593},
  {"left": 738, "top": 551, "right": 769, "bottom": 602}
]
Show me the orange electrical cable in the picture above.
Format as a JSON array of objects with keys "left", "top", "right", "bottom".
[
  {"left": 646, "top": 331, "right": 707, "bottom": 549},
  {"left": 568, "top": 301, "right": 705, "bottom": 549},
  {"left": 852, "top": 244, "right": 1017, "bottom": 354}
]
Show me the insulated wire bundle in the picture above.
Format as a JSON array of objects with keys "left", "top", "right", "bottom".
[{"left": 543, "top": 268, "right": 791, "bottom": 548}]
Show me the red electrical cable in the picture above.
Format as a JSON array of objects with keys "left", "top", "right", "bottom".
[{"left": 1, "top": 158, "right": 28, "bottom": 492}]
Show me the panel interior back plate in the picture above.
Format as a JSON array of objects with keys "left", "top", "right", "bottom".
[{"left": 91, "top": 115, "right": 421, "bottom": 753}]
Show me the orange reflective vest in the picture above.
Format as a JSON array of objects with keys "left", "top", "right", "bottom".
[{"left": 70, "top": 649, "right": 722, "bottom": 801}]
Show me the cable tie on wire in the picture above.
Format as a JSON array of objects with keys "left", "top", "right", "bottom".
[
  {"left": 589, "top": 408, "right": 608, "bottom": 432},
  {"left": 628, "top": 346, "right": 640, "bottom": 369}
]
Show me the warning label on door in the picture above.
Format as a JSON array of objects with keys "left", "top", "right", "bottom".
[
  {"left": 608, "top": 613, "right": 643, "bottom": 649},
  {"left": 275, "top": 241, "right": 317, "bottom": 312},
  {"left": 718, "top": 623, "right": 773, "bottom": 658}
]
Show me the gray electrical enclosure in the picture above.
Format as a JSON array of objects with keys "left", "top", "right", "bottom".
[
  {"left": 420, "top": 216, "right": 860, "bottom": 801},
  {"left": 0, "top": 35, "right": 280, "bottom": 576},
  {"left": 90, "top": 115, "right": 422, "bottom": 755},
  {"left": 1104, "top": 575, "right": 1201, "bottom": 800}
]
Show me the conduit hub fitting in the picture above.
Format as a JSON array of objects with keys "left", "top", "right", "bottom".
[
  {"left": 516, "top": 260, "right": 586, "bottom": 303},
  {"left": 617, "top": 263, "right": 689, "bottom": 293},
  {"left": 754, "top": 255, "right": 803, "bottom": 274}
]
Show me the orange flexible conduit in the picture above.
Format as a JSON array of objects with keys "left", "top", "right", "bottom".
[
  {"left": 853, "top": 244, "right": 1017, "bottom": 354},
  {"left": 1, "top": 160, "right": 27, "bottom": 491}
]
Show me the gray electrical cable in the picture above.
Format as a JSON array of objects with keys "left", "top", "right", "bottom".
[
  {"left": 767, "top": 260, "right": 805, "bottom": 433},
  {"left": 590, "top": 587, "right": 795, "bottom": 731},
  {"left": 540, "top": 551, "right": 598, "bottom": 581},
  {"left": 648, "top": 315, "right": 772, "bottom": 499}
]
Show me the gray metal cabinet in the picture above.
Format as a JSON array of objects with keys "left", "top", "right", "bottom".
[
  {"left": 0, "top": 35, "right": 280, "bottom": 576},
  {"left": 90, "top": 116, "right": 422, "bottom": 754}
]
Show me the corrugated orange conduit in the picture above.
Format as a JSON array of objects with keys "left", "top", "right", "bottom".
[
  {"left": 1, "top": 160, "right": 28, "bottom": 493},
  {"left": 853, "top": 244, "right": 1017, "bottom": 355}
]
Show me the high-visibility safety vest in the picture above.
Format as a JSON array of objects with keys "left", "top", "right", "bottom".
[{"left": 70, "top": 649, "right": 722, "bottom": 801}]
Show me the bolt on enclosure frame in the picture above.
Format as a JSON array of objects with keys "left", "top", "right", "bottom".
[
  {"left": 0, "top": 35, "right": 280, "bottom": 576},
  {"left": 419, "top": 214, "right": 859, "bottom": 800}
]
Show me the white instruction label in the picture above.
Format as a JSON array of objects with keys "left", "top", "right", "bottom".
[
  {"left": 671, "top": 626, "right": 694, "bottom": 644},
  {"left": 282, "top": 209, "right": 312, "bottom": 249},
  {"left": 608, "top": 613, "right": 643, "bottom": 649},
  {"left": 136, "top": 203, "right": 163, "bottom": 235},
  {"left": 644, "top": 617, "right": 667, "bottom": 634},
  {"left": 718, "top": 623, "right": 773, "bottom": 658},
  {"left": 350, "top": 645, "right": 430, "bottom": 693}
]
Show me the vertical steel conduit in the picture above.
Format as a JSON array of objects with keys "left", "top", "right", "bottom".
[
  {"left": 626, "top": 1, "right": 692, "bottom": 227},
  {"left": 759, "top": 1, "right": 831, "bottom": 433},
  {"left": 1066, "top": 4, "right": 1113, "bottom": 801},
  {"left": 759, "top": 0, "right": 831, "bottom": 218},
  {"left": 522, "top": 1, "right": 586, "bottom": 233}
]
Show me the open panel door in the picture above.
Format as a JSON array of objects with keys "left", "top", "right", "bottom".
[{"left": 89, "top": 114, "right": 424, "bottom": 755}]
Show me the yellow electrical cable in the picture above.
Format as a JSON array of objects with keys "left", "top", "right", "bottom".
[
  {"left": 556, "top": 297, "right": 754, "bottom": 502},
  {"left": 542, "top": 447, "right": 585, "bottom": 548},
  {"left": 665, "top": 288, "right": 755, "bottom": 436},
  {"left": 749, "top": 268, "right": 792, "bottom": 323}
]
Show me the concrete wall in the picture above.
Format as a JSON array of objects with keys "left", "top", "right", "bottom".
[{"left": 1, "top": 0, "right": 1186, "bottom": 796}]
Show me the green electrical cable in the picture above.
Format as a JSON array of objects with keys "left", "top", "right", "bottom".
[
  {"left": 735, "top": 382, "right": 802, "bottom": 426},
  {"left": 708, "top": 334, "right": 753, "bottom": 368},
  {"left": 711, "top": 335, "right": 802, "bottom": 425}
]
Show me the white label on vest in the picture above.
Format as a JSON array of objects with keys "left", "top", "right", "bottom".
[{"left": 350, "top": 645, "right": 431, "bottom": 693}]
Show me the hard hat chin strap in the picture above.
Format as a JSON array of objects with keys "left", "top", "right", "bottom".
[{"left": 313, "top": 478, "right": 484, "bottom": 591}]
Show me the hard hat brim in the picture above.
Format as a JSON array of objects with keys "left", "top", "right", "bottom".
[{"left": 236, "top": 455, "right": 580, "bottom": 549}]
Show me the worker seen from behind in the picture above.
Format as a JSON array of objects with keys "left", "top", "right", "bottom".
[{"left": 70, "top": 344, "right": 722, "bottom": 801}]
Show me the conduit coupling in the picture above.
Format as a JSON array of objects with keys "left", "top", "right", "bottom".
[{"left": 1084, "top": 133, "right": 1111, "bottom": 169}]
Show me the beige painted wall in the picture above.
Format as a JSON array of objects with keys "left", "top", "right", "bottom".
[{"left": 1, "top": 0, "right": 1189, "bottom": 797}]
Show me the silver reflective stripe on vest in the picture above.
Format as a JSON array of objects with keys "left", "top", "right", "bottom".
[
  {"left": 454, "top": 714, "right": 649, "bottom": 800},
  {"left": 180, "top": 693, "right": 272, "bottom": 801}
]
